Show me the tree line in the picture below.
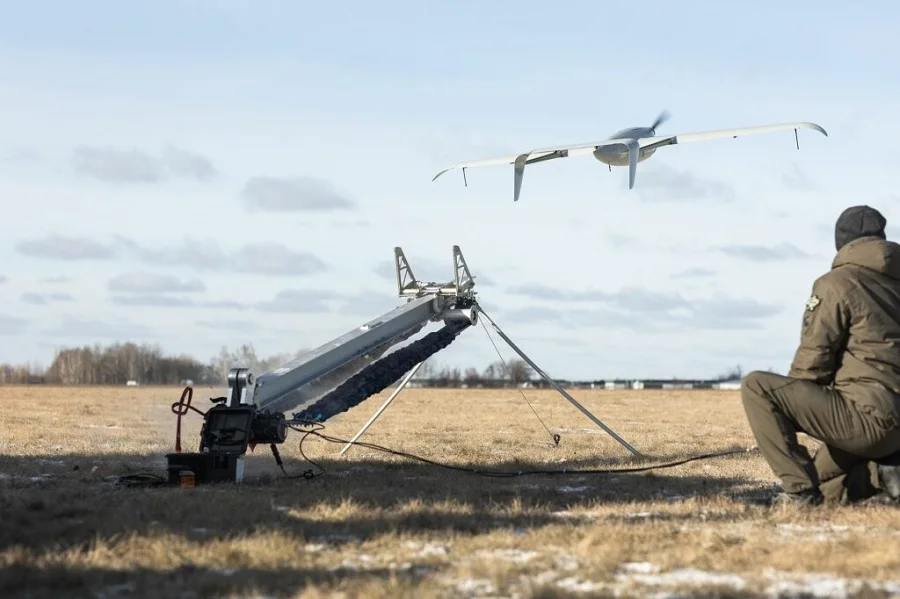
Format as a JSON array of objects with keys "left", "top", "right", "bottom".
[
  {"left": 0, "top": 342, "right": 302, "bottom": 386},
  {"left": 411, "top": 359, "right": 535, "bottom": 387},
  {"left": 0, "top": 341, "right": 537, "bottom": 387}
]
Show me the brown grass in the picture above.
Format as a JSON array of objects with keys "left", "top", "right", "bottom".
[{"left": 2, "top": 384, "right": 900, "bottom": 598}]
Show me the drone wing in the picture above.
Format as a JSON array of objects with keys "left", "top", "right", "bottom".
[
  {"left": 431, "top": 137, "right": 638, "bottom": 202},
  {"left": 637, "top": 121, "right": 828, "bottom": 152}
]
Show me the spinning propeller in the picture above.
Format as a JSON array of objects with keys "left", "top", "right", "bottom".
[{"left": 649, "top": 109, "right": 671, "bottom": 134}]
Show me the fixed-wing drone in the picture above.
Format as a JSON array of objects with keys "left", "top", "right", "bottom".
[{"left": 431, "top": 111, "right": 828, "bottom": 202}]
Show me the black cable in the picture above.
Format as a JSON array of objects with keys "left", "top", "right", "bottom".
[
  {"left": 291, "top": 423, "right": 758, "bottom": 477},
  {"left": 278, "top": 425, "right": 327, "bottom": 480}
]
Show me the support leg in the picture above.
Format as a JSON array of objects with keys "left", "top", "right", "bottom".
[
  {"left": 338, "top": 361, "right": 424, "bottom": 456},
  {"left": 475, "top": 308, "right": 645, "bottom": 458}
]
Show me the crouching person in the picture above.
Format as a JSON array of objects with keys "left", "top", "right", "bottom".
[{"left": 741, "top": 205, "right": 900, "bottom": 506}]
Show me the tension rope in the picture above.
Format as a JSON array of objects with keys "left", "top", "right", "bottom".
[{"left": 479, "top": 317, "right": 560, "bottom": 445}]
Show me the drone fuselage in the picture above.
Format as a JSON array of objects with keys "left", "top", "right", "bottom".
[{"left": 592, "top": 126, "right": 658, "bottom": 167}]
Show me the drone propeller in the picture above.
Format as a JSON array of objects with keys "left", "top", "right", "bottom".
[{"left": 650, "top": 110, "right": 671, "bottom": 133}]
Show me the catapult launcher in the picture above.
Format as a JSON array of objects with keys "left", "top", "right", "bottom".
[{"left": 166, "top": 246, "right": 642, "bottom": 484}]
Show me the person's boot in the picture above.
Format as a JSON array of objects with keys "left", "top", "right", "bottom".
[
  {"left": 863, "top": 490, "right": 899, "bottom": 505},
  {"left": 771, "top": 487, "right": 824, "bottom": 507},
  {"left": 876, "top": 462, "right": 900, "bottom": 500}
]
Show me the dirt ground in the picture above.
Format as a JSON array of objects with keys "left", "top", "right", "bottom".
[{"left": 2, "top": 384, "right": 900, "bottom": 598}]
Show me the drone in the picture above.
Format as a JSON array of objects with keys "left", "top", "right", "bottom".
[{"left": 432, "top": 110, "right": 828, "bottom": 202}]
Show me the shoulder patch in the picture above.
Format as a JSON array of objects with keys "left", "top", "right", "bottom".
[{"left": 805, "top": 295, "right": 821, "bottom": 312}]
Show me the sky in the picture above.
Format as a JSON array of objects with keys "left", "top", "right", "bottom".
[{"left": 1, "top": 0, "right": 899, "bottom": 381}]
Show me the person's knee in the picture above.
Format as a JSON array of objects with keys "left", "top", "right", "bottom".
[
  {"left": 741, "top": 370, "right": 770, "bottom": 399},
  {"left": 740, "top": 370, "right": 795, "bottom": 410}
]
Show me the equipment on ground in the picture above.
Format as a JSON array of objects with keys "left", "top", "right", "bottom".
[
  {"left": 166, "top": 246, "right": 643, "bottom": 485},
  {"left": 431, "top": 110, "right": 828, "bottom": 202}
]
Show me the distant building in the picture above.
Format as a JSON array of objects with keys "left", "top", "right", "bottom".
[{"left": 714, "top": 379, "right": 742, "bottom": 390}]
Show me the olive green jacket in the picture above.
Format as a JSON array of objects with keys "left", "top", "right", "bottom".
[{"left": 789, "top": 236, "right": 900, "bottom": 423}]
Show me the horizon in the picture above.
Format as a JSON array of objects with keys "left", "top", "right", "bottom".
[
  {"left": 0, "top": 337, "right": 754, "bottom": 383},
  {"left": 1, "top": 1, "right": 898, "bottom": 380}
]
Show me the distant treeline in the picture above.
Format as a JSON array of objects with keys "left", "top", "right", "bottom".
[
  {"left": 0, "top": 342, "right": 307, "bottom": 386},
  {"left": 0, "top": 342, "right": 537, "bottom": 387},
  {"left": 0, "top": 341, "right": 745, "bottom": 387}
]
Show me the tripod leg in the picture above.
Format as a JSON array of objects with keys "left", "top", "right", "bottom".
[
  {"left": 338, "top": 361, "right": 424, "bottom": 456},
  {"left": 476, "top": 308, "right": 645, "bottom": 458}
]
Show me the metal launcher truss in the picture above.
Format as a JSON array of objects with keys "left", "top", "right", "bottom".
[{"left": 165, "top": 246, "right": 642, "bottom": 484}]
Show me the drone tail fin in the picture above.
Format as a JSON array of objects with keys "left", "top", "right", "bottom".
[
  {"left": 513, "top": 154, "right": 528, "bottom": 202},
  {"left": 627, "top": 140, "right": 639, "bottom": 189}
]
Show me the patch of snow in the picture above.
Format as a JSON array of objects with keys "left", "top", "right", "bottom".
[
  {"left": 548, "top": 510, "right": 596, "bottom": 525},
  {"left": 553, "top": 553, "right": 579, "bottom": 571},
  {"left": 609, "top": 565, "right": 900, "bottom": 598},
  {"left": 556, "top": 577, "right": 605, "bottom": 593},
  {"left": 762, "top": 570, "right": 900, "bottom": 598},
  {"left": 37, "top": 459, "right": 64, "bottom": 466},
  {"left": 622, "top": 567, "right": 747, "bottom": 591},
  {"left": 621, "top": 511, "right": 657, "bottom": 519},
  {"left": 334, "top": 554, "right": 377, "bottom": 571},
  {"left": 406, "top": 542, "right": 449, "bottom": 558},
  {"left": 774, "top": 523, "right": 872, "bottom": 542},
  {"left": 450, "top": 578, "right": 496, "bottom": 596},
  {"left": 475, "top": 548, "right": 538, "bottom": 563},
  {"left": 213, "top": 568, "right": 238, "bottom": 576},
  {"left": 530, "top": 570, "right": 560, "bottom": 586},
  {"left": 620, "top": 562, "right": 659, "bottom": 574},
  {"left": 391, "top": 562, "right": 433, "bottom": 576},
  {"left": 557, "top": 485, "right": 591, "bottom": 493}
]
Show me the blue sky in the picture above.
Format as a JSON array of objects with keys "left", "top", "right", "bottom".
[{"left": 1, "top": 0, "right": 898, "bottom": 380}]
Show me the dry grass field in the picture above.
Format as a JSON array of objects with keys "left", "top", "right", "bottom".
[{"left": 2, "top": 384, "right": 900, "bottom": 598}]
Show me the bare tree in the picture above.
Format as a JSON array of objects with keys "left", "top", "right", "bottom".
[
  {"left": 463, "top": 367, "right": 482, "bottom": 386},
  {"left": 716, "top": 364, "right": 743, "bottom": 381},
  {"left": 506, "top": 359, "right": 534, "bottom": 385}
]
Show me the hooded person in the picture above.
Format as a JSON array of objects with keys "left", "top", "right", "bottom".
[{"left": 741, "top": 205, "right": 900, "bottom": 506}]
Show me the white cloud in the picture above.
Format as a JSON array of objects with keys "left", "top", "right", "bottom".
[
  {"left": 21, "top": 291, "right": 74, "bottom": 305},
  {"left": 240, "top": 176, "right": 356, "bottom": 212},
  {"left": 717, "top": 243, "right": 815, "bottom": 262},
  {"left": 70, "top": 144, "right": 217, "bottom": 184},
  {"left": 15, "top": 235, "right": 328, "bottom": 277},
  {"left": 634, "top": 162, "right": 736, "bottom": 203},
  {"left": 107, "top": 271, "right": 206, "bottom": 293},
  {"left": 15, "top": 234, "right": 117, "bottom": 261}
]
